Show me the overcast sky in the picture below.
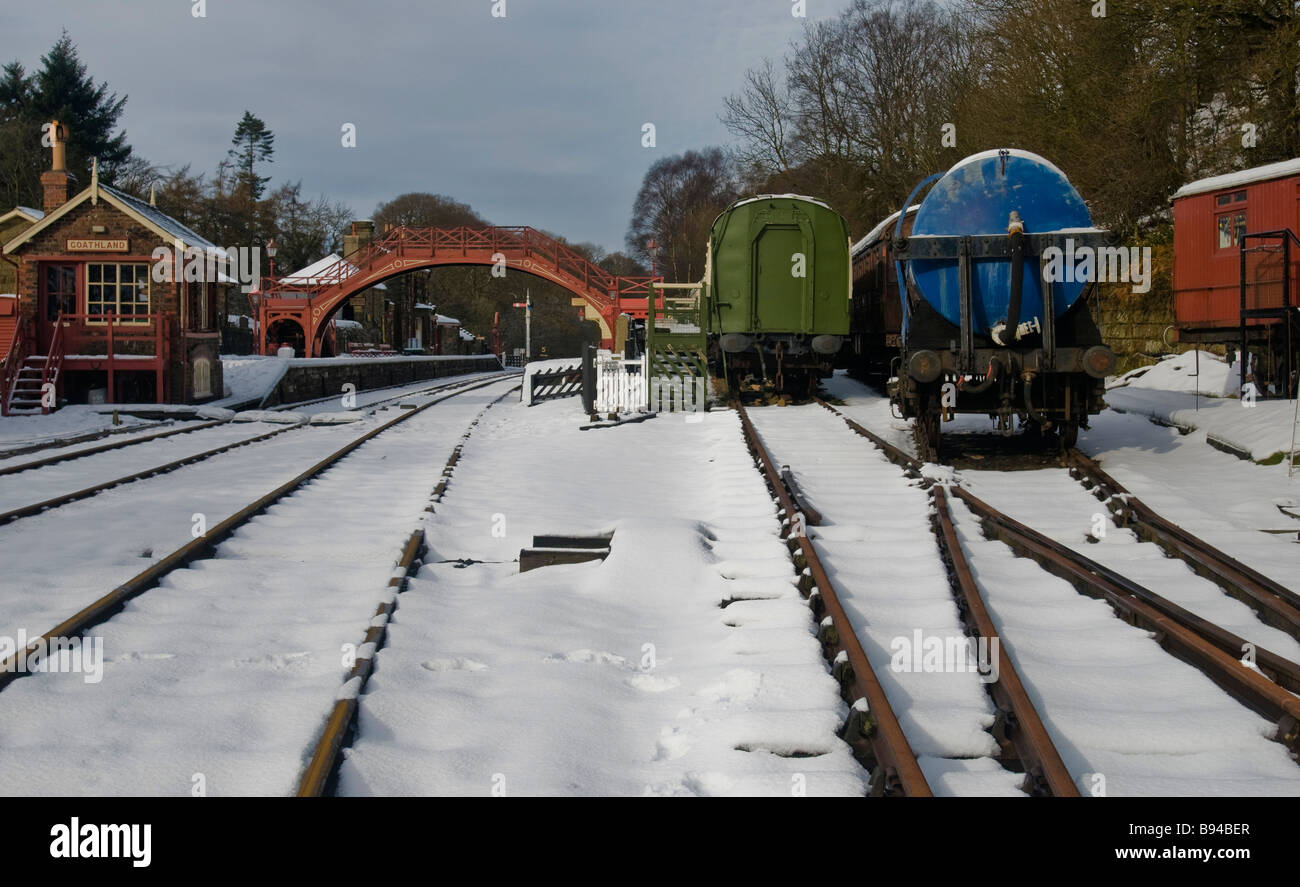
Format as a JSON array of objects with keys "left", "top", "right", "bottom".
[{"left": 3, "top": 0, "right": 839, "bottom": 253}]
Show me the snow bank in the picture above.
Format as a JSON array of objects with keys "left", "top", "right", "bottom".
[
  {"left": 232, "top": 410, "right": 307, "bottom": 424},
  {"left": 1107, "top": 353, "right": 1297, "bottom": 461},
  {"left": 308, "top": 411, "right": 365, "bottom": 425},
  {"left": 1109, "top": 351, "right": 1237, "bottom": 397}
]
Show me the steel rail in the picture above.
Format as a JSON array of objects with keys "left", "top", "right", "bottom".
[
  {"left": 0, "top": 376, "right": 517, "bottom": 693},
  {"left": 930, "top": 486, "right": 1080, "bottom": 796},
  {"left": 297, "top": 388, "right": 517, "bottom": 796},
  {"left": 953, "top": 485, "right": 1300, "bottom": 751},
  {"left": 0, "top": 374, "right": 510, "bottom": 527},
  {"left": 1069, "top": 450, "right": 1300, "bottom": 620},
  {"left": 812, "top": 398, "right": 1075, "bottom": 794},
  {"left": 735, "top": 401, "right": 933, "bottom": 797},
  {"left": 0, "top": 423, "right": 299, "bottom": 525},
  {"left": 0, "top": 419, "right": 225, "bottom": 477},
  {"left": 0, "top": 418, "right": 184, "bottom": 462}
]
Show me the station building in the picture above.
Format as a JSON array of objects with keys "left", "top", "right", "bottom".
[{"left": 1, "top": 122, "right": 224, "bottom": 413}]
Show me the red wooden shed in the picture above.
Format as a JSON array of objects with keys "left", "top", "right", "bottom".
[{"left": 1172, "top": 157, "right": 1300, "bottom": 395}]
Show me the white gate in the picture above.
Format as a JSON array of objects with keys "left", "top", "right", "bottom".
[{"left": 594, "top": 351, "right": 646, "bottom": 413}]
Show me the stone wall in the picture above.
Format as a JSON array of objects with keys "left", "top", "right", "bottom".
[
  {"left": 259, "top": 354, "right": 500, "bottom": 407},
  {"left": 1089, "top": 242, "right": 1195, "bottom": 373}
]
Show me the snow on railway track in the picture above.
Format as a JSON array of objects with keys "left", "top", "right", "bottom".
[
  {"left": 0, "top": 377, "right": 509, "bottom": 652},
  {"left": 0, "top": 376, "right": 521, "bottom": 795},
  {"left": 943, "top": 495, "right": 1300, "bottom": 795},
  {"left": 334, "top": 399, "right": 868, "bottom": 797},
  {"left": 0, "top": 373, "right": 513, "bottom": 524},
  {"left": 742, "top": 403, "right": 1024, "bottom": 796},
  {"left": 816, "top": 373, "right": 1300, "bottom": 794}
]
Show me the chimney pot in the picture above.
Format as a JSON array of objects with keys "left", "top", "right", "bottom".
[{"left": 40, "top": 119, "right": 76, "bottom": 214}]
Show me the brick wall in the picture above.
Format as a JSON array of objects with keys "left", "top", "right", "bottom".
[{"left": 11, "top": 195, "right": 224, "bottom": 403}]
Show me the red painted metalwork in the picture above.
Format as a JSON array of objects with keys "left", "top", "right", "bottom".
[
  {"left": 1174, "top": 171, "right": 1300, "bottom": 330},
  {"left": 0, "top": 312, "right": 31, "bottom": 415},
  {"left": 253, "top": 226, "right": 660, "bottom": 356}
]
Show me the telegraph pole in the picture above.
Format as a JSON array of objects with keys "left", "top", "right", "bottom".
[{"left": 525, "top": 288, "right": 532, "bottom": 362}]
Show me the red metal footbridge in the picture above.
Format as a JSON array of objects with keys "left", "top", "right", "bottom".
[{"left": 253, "top": 226, "right": 659, "bottom": 356}]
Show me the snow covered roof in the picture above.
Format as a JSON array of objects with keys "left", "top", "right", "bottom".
[
  {"left": 413, "top": 302, "right": 435, "bottom": 311},
  {"left": 459, "top": 329, "right": 476, "bottom": 341},
  {"left": 279, "top": 254, "right": 387, "bottom": 290},
  {"left": 729, "top": 193, "right": 832, "bottom": 210},
  {"left": 1172, "top": 157, "right": 1300, "bottom": 200},
  {"left": 103, "top": 184, "right": 225, "bottom": 255},
  {"left": 436, "top": 314, "right": 459, "bottom": 325},
  {"left": 4, "top": 181, "right": 224, "bottom": 257},
  {"left": 0, "top": 206, "right": 44, "bottom": 226},
  {"left": 947, "top": 148, "right": 1071, "bottom": 182},
  {"left": 852, "top": 205, "right": 920, "bottom": 256}
]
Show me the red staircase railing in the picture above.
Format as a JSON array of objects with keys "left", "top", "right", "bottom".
[
  {"left": 40, "top": 313, "right": 67, "bottom": 414},
  {"left": 1, "top": 313, "right": 31, "bottom": 417}
]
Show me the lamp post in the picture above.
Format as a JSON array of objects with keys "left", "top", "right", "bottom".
[{"left": 646, "top": 238, "right": 659, "bottom": 279}]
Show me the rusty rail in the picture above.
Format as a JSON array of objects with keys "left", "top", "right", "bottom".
[
  {"left": 953, "top": 485, "right": 1300, "bottom": 752},
  {"left": 0, "top": 376, "right": 518, "bottom": 692},
  {"left": 810, "top": 398, "right": 1075, "bottom": 794},
  {"left": 297, "top": 386, "right": 519, "bottom": 796},
  {"left": 735, "top": 401, "right": 932, "bottom": 797},
  {"left": 1068, "top": 450, "right": 1300, "bottom": 632},
  {"left": 930, "top": 487, "right": 1080, "bottom": 796}
]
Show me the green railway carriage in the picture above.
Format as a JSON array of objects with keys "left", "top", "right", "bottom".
[{"left": 704, "top": 194, "right": 852, "bottom": 395}]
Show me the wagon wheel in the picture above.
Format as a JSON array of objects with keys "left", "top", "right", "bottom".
[
  {"left": 1060, "top": 420, "right": 1079, "bottom": 451},
  {"left": 916, "top": 409, "right": 941, "bottom": 462}
]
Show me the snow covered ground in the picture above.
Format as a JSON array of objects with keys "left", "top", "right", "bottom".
[
  {"left": 819, "top": 371, "right": 1300, "bottom": 794},
  {"left": 744, "top": 404, "right": 1022, "bottom": 796},
  {"left": 4, "top": 363, "right": 1295, "bottom": 796},
  {"left": 338, "top": 398, "right": 866, "bottom": 797},
  {"left": 0, "top": 406, "right": 166, "bottom": 451},
  {"left": 1106, "top": 351, "right": 1298, "bottom": 462},
  {"left": 0, "top": 378, "right": 523, "bottom": 795}
]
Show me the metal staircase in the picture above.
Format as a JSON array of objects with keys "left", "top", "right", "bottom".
[{"left": 2, "top": 314, "right": 65, "bottom": 416}]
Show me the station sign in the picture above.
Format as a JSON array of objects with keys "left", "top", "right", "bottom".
[
  {"left": 570, "top": 298, "right": 586, "bottom": 307},
  {"left": 67, "top": 239, "right": 128, "bottom": 252}
]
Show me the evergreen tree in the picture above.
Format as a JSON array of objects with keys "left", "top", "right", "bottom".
[
  {"left": 0, "top": 32, "right": 134, "bottom": 208},
  {"left": 228, "top": 111, "right": 275, "bottom": 201},
  {"left": 30, "top": 31, "right": 132, "bottom": 180}
]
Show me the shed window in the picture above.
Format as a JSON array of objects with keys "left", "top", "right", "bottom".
[
  {"left": 1217, "top": 212, "right": 1246, "bottom": 250},
  {"left": 1215, "top": 190, "right": 1247, "bottom": 207},
  {"left": 87, "top": 263, "right": 150, "bottom": 323}
]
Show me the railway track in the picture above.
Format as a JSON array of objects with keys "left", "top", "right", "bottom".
[
  {"left": 0, "top": 376, "right": 521, "bottom": 795},
  {"left": 0, "top": 368, "right": 511, "bottom": 471},
  {"left": 297, "top": 392, "right": 510, "bottom": 796},
  {"left": 0, "top": 372, "right": 514, "bottom": 526},
  {"left": 0, "top": 375, "right": 516, "bottom": 690},
  {"left": 813, "top": 395, "right": 1300, "bottom": 769},
  {"left": 736, "top": 400, "right": 1079, "bottom": 796}
]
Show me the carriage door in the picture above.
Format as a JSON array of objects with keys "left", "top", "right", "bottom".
[{"left": 38, "top": 264, "right": 77, "bottom": 353}]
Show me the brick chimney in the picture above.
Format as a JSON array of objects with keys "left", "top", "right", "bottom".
[
  {"left": 342, "top": 220, "right": 374, "bottom": 260},
  {"left": 40, "top": 120, "right": 77, "bottom": 214}
]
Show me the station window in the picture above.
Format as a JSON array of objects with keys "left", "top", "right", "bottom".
[
  {"left": 87, "top": 263, "right": 150, "bottom": 323},
  {"left": 1215, "top": 190, "right": 1247, "bottom": 207},
  {"left": 1216, "top": 212, "right": 1247, "bottom": 250}
]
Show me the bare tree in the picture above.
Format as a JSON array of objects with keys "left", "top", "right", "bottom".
[{"left": 625, "top": 147, "right": 740, "bottom": 282}]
